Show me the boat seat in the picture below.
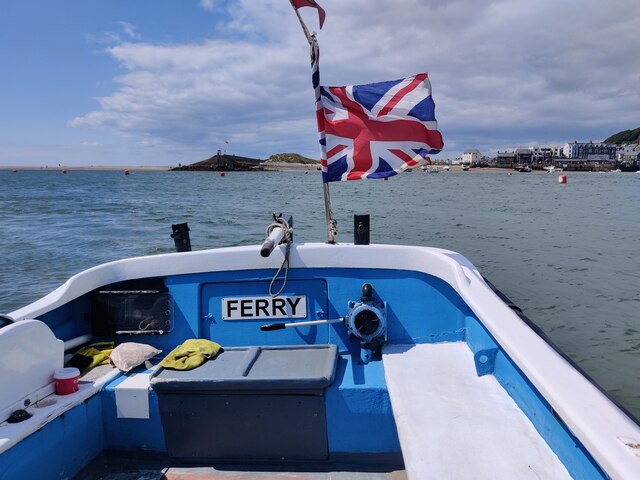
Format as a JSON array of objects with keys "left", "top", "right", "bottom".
[
  {"left": 150, "top": 344, "right": 338, "bottom": 461},
  {"left": 382, "top": 342, "right": 572, "bottom": 479},
  {"left": 150, "top": 344, "right": 338, "bottom": 393}
]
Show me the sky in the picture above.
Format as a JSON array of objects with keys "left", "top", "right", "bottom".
[{"left": 1, "top": 0, "right": 639, "bottom": 166}]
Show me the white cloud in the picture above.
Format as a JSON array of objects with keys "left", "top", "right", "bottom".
[
  {"left": 85, "top": 21, "right": 141, "bottom": 46},
  {"left": 118, "top": 21, "right": 140, "bottom": 40},
  {"left": 71, "top": 0, "right": 640, "bottom": 161},
  {"left": 84, "top": 31, "right": 122, "bottom": 46},
  {"left": 70, "top": 37, "right": 312, "bottom": 156},
  {"left": 199, "top": 0, "right": 216, "bottom": 12}
]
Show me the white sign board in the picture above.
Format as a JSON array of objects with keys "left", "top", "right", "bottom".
[{"left": 221, "top": 295, "right": 307, "bottom": 320}]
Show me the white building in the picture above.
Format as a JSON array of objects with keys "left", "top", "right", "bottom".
[
  {"left": 462, "top": 149, "right": 481, "bottom": 164},
  {"left": 529, "top": 146, "right": 563, "bottom": 161}
]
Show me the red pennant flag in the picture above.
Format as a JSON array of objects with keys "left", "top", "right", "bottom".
[{"left": 291, "top": 0, "right": 326, "bottom": 29}]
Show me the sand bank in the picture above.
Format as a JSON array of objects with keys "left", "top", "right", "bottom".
[{"left": 1, "top": 165, "right": 171, "bottom": 171}]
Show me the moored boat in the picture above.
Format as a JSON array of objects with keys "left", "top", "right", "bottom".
[
  {"left": 1, "top": 229, "right": 640, "bottom": 479},
  {"left": 616, "top": 163, "right": 640, "bottom": 173},
  {"left": 2, "top": 3, "right": 639, "bottom": 479}
]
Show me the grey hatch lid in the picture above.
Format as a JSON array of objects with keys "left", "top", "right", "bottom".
[{"left": 150, "top": 344, "right": 338, "bottom": 392}]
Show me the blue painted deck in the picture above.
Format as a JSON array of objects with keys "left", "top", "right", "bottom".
[{"left": 0, "top": 266, "right": 608, "bottom": 479}]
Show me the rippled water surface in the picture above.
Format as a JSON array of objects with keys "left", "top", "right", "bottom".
[{"left": 1, "top": 169, "right": 639, "bottom": 418}]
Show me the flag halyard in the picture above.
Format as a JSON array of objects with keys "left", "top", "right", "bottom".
[{"left": 291, "top": 0, "right": 326, "bottom": 30}]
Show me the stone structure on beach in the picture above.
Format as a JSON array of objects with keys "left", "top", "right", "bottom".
[
  {"left": 172, "top": 151, "right": 320, "bottom": 172},
  {"left": 171, "top": 151, "right": 265, "bottom": 171}
]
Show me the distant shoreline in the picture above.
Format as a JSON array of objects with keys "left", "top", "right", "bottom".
[
  {"left": 1, "top": 164, "right": 566, "bottom": 174},
  {"left": 0, "top": 165, "right": 170, "bottom": 171}
]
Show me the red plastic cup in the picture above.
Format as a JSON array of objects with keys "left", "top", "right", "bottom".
[{"left": 53, "top": 367, "right": 80, "bottom": 395}]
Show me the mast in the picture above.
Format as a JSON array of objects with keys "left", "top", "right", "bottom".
[{"left": 289, "top": 1, "right": 336, "bottom": 243}]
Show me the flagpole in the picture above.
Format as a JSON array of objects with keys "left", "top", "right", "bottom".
[
  {"left": 289, "top": 1, "right": 314, "bottom": 45},
  {"left": 289, "top": 0, "right": 337, "bottom": 244},
  {"left": 323, "top": 183, "right": 337, "bottom": 243}
]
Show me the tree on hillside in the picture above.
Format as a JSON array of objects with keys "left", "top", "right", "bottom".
[{"left": 604, "top": 128, "right": 640, "bottom": 144}]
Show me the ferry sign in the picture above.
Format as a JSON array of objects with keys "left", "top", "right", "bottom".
[{"left": 221, "top": 295, "right": 307, "bottom": 320}]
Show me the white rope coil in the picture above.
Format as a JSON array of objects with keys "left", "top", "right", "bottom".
[{"left": 267, "top": 217, "right": 293, "bottom": 297}]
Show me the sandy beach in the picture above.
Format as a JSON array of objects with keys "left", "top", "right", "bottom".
[
  {"left": 261, "top": 163, "right": 525, "bottom": 174},
  {"left": 261, "top": 161, "right": 320, "bottom": 172},
  {"left": 433, "top": 166, "right": 532, "bottom": 174},
  {"left": 0, "top": 165, "right": 171, "bottom": 171}
]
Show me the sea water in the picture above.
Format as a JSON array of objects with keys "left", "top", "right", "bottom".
[{"left": 1, "top": 169, "right": 638, "bottom": 418}]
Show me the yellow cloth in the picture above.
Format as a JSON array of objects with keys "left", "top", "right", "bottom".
[
  {"left": 160, "top": 339, "right": 222, "bottom": 370},
  {"left": 75, "top": 341, "right": 114, "bottom": 369}
]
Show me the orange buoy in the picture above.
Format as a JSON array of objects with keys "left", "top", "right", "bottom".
[{"left": 558, "top": 174, "right": 567, "bottom": 184}]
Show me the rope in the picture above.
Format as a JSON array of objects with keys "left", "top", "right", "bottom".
[
  {"left": 267, "top": 216, "right": 293, "bottom": 297},
  {"left": 289, "top": 0, "right": 314, "bottom": 46}
]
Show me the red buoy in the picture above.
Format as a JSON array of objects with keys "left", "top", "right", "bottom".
[
  {"left": 558, "top": 175, "right": 567, "bottom": 184},
  {"left": 219, "top": 172, "right": 225, "bottom": 177}
]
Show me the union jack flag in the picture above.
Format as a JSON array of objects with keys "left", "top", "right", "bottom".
[{"left": 310, "top": 38, "right": 443, "bottom": 182}]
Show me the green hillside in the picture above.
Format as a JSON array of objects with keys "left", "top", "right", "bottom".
[
  {"left": 266, "top": 153, "right": 319, "bottom": 164},
  {"left": 604, "top": 128, "right": 640, "bottom": 144}
]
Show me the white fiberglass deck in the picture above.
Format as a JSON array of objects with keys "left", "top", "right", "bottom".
[{"left": 383, "top": 343, "right": 571, "bottom": 480}]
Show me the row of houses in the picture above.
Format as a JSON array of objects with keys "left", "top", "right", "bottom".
[{"left": 464, "top": 141, "right": 640, "bottom": 169}]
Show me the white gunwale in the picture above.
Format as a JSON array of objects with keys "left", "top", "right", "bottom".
[{"left": 8, "top": 242, "right": 640, "bottom": 478}]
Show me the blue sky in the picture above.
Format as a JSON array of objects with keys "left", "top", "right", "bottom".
[{"left": 1, "top": 0, "right": 639, "bottom": 166}]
